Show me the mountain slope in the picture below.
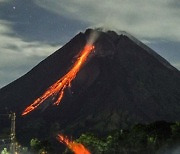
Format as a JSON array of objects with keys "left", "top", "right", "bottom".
[{"left": 0, "top": 29, "right": 180, "bottom": 137}]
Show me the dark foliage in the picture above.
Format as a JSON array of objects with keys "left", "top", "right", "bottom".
[{"left": 68, "top": 121, "right": 180, "bottom": 154}]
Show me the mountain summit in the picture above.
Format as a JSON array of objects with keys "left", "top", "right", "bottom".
[{"left": 0, "top": 29, "right": 180, "bottom": 136}]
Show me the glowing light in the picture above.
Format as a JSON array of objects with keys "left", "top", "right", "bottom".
[
  {"left": 22, "top": 44, "right": 95, "bottom": 115},
  {"left": 57, "top": 134, "right": 90, "bottom": 154}
]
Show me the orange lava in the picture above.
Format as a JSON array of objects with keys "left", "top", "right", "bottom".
[
  {"left": 57, "top": 134, "right": 90, "bottom": 154},
  {"left": 22, "top": 44, "right": 95, "bottom": 116}
]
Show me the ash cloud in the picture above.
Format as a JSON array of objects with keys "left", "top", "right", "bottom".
[{"left": 87, "top": 30, "right": 99, "bottom": 45}]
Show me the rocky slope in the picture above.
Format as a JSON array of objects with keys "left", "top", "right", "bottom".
[{"left": 0, "top": 29, "right": 180, "bottom": 139}]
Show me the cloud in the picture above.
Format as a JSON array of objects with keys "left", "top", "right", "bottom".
[
  {"left": 34, "top": 0, "right": 180, "bottom": 41},
  {"left": 0, "top": 20, "right": 60, "bottom": 88}
]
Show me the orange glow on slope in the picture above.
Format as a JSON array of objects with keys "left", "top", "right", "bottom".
[
  {"left": 22, "top": 44, "right": 95, "bottom": 116},
  {"left": 57, "top": 134, "right": 90, "bottom": 154}
]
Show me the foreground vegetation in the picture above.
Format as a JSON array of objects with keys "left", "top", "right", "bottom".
[
  {"left": 63, "top": 121, "right": 180, "bottom": 154},
  {"left": 1, "top": 121, "right": 180, "bottom": 153},
  {"left": 29, "top": 121, "right": 180, "bottom": 153}
]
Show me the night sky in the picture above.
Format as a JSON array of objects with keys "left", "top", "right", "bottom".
[{"left": 0, "top": 0, "right": 180, "bottom": 88}]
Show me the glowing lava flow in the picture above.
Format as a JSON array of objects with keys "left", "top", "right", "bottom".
[
  {"left": 22, "top": 44, "right": 95, "bottom": 116},
  {"left": 57, "top": 134, "right": 90, "bottom": 154}
]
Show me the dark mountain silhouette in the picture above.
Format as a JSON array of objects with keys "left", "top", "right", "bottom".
[{"left": 0, "top": 29, "right": 180, "bottom": 140}]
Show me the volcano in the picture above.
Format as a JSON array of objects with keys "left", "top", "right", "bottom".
[{"left": 0, "top": 29, "right": 180, "bottom": 139}]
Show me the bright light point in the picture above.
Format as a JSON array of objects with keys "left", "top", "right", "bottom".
[{"left": 13, "top": 6, "right": 16, "bottom": 10}]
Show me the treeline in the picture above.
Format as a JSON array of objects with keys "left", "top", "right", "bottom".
[
  {"left": 18, "top": 121, "right": 180, "bottom": 154},
  {"left": 64, "top": 121, "right": 180, "bottom": 154}
]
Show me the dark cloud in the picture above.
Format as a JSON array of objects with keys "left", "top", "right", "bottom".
[
  {"left": 0, "top": 0, "right": 88, "bottom": 44},
  {"left": 0, "top": 20, "right": 60, "bottom": 88}
]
